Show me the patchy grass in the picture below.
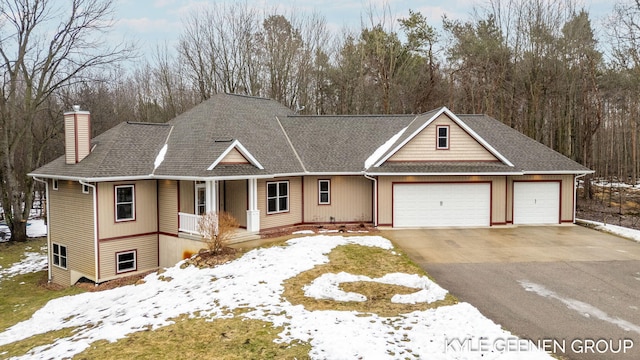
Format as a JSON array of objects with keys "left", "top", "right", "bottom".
[
  {"left": 283, "top": 244, "right": 457, "bottom": 317},
  {"left": 75, "top": 316, "right": 311, "bottom": 360},
  {"left": 0, "top": 238, "right": 84, "bottom": 332},
  {"left": 0, "top": 327, "right": 78, "bottom": 359}
]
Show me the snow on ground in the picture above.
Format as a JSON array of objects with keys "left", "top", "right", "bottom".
[
  {"left": 577, "top": 219, "right": 640, "bottom": 243},
  {"left": 0, "top": 219, "right": 47, "bottom": 242},
  {"left": 0, "top": 235, "right": 550, "bottom": 359},
  {"left": 0, "top": 247, "right": 47, "bottom": 281}
]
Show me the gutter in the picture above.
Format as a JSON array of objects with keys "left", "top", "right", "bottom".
[
  {"left": 32, "top": 177, "right": 52, "bottom": 283},
  {"left": 363, "top": 173, "right": 378, "bottom": 227},
  {"left": 79, "top": 180, "right": 99, "bottom": 284}
]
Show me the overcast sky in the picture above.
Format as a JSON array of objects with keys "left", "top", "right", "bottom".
[{"left": 111, "top": 0, "right": 616, "bottom": 61}]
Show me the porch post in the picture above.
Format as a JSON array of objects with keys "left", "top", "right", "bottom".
[
  {"left": 205, "top": 180, "right": 218, "bottom": 213},
  {"left": 246, "top": 178, "right": 260, "bottom": 232}
]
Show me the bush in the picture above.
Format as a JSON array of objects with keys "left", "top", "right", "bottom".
[{"left": 198, "top": 211, "right": 239, "bottom": 253}]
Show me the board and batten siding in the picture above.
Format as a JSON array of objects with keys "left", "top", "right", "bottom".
[
  {"left": 158, "top": 180, "right": 178, "bottom": 235},
  {"left": 377, "top": 175, "right": 507, "bottom": 226},
  {"left": 303, "top": 176, "right": 372, "bottom": 223},
  {"left": 506, "top": 174, "right": 575, "bottom": 223},
  {"left": 98, "top": 234, "right": 158, "bottom": 281},
  {"left": 179, "top": 181, "right": 195, "bottom": 214},
  {"left": 223, "top": 180, "right": 247, "bottom": 227},
  {"left": 258, "top": 177, "right": 302, "bottom": 229},
  {"left": 388, "top": 114, "right": 498, "bottom": 162},
  {"left": 97, "top": 180, "right": 158, "bottom": 240},
  {"left": 49, "top": 179, "right": 95, "bottom": 285}
]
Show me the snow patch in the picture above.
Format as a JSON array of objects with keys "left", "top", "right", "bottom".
[
  {"left": 0, "top": 250, "right": 47, "bottom": 280},
  {"left": 364, "top": 127, "right": 407, "bottom": 169},
  {"left": 577, "top": 219, "right": 640, "bottom": 243},
  {"left": 0, "top": 235, "right": 551, "bottom": 359},
  {"left": 292, "top": 230, "right": 315, "bottom": 235},
  {"left": 153, "top": 144, "right": 168, "bottom": 170},
  {"left": 303, "top": 272, "right": 448, "bottom": 304}
]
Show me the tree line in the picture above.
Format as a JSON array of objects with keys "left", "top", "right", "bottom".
[{"left": 2, "top": 0, "right": 640, "bottom": 240}]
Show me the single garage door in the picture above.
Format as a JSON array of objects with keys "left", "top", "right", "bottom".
[
  {"left": 513, "top": 182, "right": 560, "bottom": 224},
  {"left": 393, "top": 183, "right": 491, "bottom": 227}
]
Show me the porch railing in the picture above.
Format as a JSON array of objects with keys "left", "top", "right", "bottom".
[{"left": 178, "top": 212, "right": 202, "bottom": 236}]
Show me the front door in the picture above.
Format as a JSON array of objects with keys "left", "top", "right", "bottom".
[{"left": 195, "top": 183, "right": 206, "bottom": 215}]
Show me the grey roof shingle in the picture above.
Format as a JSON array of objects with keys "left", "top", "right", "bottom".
[
  {"left": 31, "top": 122, "right": 172, "bottom": 179},
  {"left": 30, "top": 95, "right": 591, "bottom": 180},
  {"left": 458, "top": 114, "right": 591, "bottom": 173},
  {"left": 279, "top": 115, "right": 414, "bottom": 172}
]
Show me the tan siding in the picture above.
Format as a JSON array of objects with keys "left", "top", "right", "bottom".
[
  {"left": 158, "top": 180, "right": 178, "bottom": 235},
  {"left": 377, "top": 175, "right": 507, "bottom": 226},
  {"left": 64, "top": 115, "right": 76, "bottom": 164},
  {"left": 220, "top": 148, "right": 249, "bottom": 164},
  {"left": 506, "top": 174, "right": 575, "bottom": 223},
  {"left": 180, "top": 181, "right": 195, "bottom": 214},
  {"left": 97, "top": 180, "right": 158, "bottom": 240},
  {"left": 76, "top": 113, "right": 91, "bottom": 161},
  {"left": 389, "top": 114, "right": 497, "bottom": 162},
  {"left": 258, "top": 177, "right": 302, "bottom": 229},
  {"left": 303, "top": 176, "right": 372, "bottom": 223},
  {"left": 223, "top": 180, "right": 247, "bottom": 227},
  {"left": 49, "top": 180, "right": 95, "bottom": 285},
  {"left": 99, "top": 234, "right": 158, "bottom": 281}
]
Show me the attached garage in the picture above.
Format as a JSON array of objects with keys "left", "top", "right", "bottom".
[
  {"left": 393, "top": 183, "right": 491, "bottom": 227},
  {"left": 513, "top": 181, "right": 560, "bottom": 224}
]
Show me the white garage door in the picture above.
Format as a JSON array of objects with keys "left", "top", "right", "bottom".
[
  {"left": 513, "top": 182, "right": 560, "bottom": 224},
  {"left": 393, "top": 183, "right": 491, "bottom": 227}
]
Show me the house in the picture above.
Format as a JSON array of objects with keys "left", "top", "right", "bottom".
[{"left": 30, "top": 94, "right": 592, "bottom": 286}]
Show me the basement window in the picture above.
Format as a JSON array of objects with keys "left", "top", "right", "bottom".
[
  {"left": 52, "top": 243, "right": 67, "bottom": 269},
  {"left": 116, "top": 250, "right": 136, "bottom": 273}
]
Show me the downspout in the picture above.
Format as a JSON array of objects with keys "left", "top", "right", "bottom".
[
  {"left": 32, "top": 177, "right": 52, "bottom": 282},
  {"left": 79, "top": 180, "right": 98, "bottom": 284},
  {"left": 574, "top": 173, "right": 588, "bottom": 224},
  {"left": 364, "top": 173, "right": 378, "bottom": 227}
]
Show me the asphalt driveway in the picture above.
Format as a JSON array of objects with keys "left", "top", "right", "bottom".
[{"left": 382, "top": 225, "right": 640, "bottom": 360}]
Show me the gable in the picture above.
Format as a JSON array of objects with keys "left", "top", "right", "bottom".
[
  {"left": 220, "top": 147, "right": 250, "bottom": 164},
  {"left": 387, "top": 113, "right": 499, "bottom": 162}
]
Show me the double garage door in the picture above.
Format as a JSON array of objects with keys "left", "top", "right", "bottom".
[
  {"left": 394, "top": 183, "right": 491, "bottom": 227},
  {"left": 393, "top": 181, "right": 561, "bottom": 227}
]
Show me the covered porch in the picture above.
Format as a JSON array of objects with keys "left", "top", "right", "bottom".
[{"left": 176, "top": 178, "right": 260, "bottom": 237}]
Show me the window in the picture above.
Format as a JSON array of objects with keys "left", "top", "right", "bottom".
[
  {"left": 267, "top": 181, "right": 289, "bottom": 214},
  {"left": 116, "top": 250, "right": 136, "bottom": 273},
  {"left": 82, "top": 184, "right": 90, "bottom": 194},
  {"left": 52, "top": 179, "right": 59, "bottom": 190},
  {"left": 437, "top": 126, "right": 449, "bottom": 149},
  {"left": 115, "top": 185, "right": 135, "bottom": 221},
  {"left": 195, "top": 182, "right": 206, "bottom": 215},
  {"left": 318, "top": 179, "right": 330, "bottom": 205},
  {"left": 52, "top": 243, "right": 67, "bottom": 269}
]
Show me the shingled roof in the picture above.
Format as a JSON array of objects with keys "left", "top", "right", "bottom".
[{"left": 30, "top": 93, "right": 591, "bottom": 180}]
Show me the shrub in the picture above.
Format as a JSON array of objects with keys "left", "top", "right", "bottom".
[{"left": 198, "top": 211, "right": 239, "bottom": 253}]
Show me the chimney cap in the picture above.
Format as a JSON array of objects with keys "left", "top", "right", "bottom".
[{"left": 72, "top": 105, "right": 81, "bottom": 112}]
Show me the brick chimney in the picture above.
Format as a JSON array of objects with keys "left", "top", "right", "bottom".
[{"left": 64, "top": 105, "right": 91, "bottom": 164}]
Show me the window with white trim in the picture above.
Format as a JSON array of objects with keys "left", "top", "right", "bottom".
[
  {"left": 115, "top": 185, "right": 135, "bottom": 221},
  {"left": 52, "top": 179, "right": 59, "bottom": 190},
  {"left": 437, "top": 126, "right": 449, "bottom": 149},
  {"left": 82, "top": 184, "right": 90, "bottom": 194},
  {"left": 267, "top": 181, "right": 289, "bottom": 214},
  {"left": 318, "top": 179, "right": 330, "bottom": 204},
  {"left": 195, "top": 182, "right": 206, "bottom": 215},
  {"left": 52, "top": 243, "right": 67, "bottom": 269},
  {"left": 116, "top": 250, "right": 136, "bottom": 273}
]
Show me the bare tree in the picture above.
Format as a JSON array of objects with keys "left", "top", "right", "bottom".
[{"left": 0, "top": 0, "right": 132, "bottom": 241}]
